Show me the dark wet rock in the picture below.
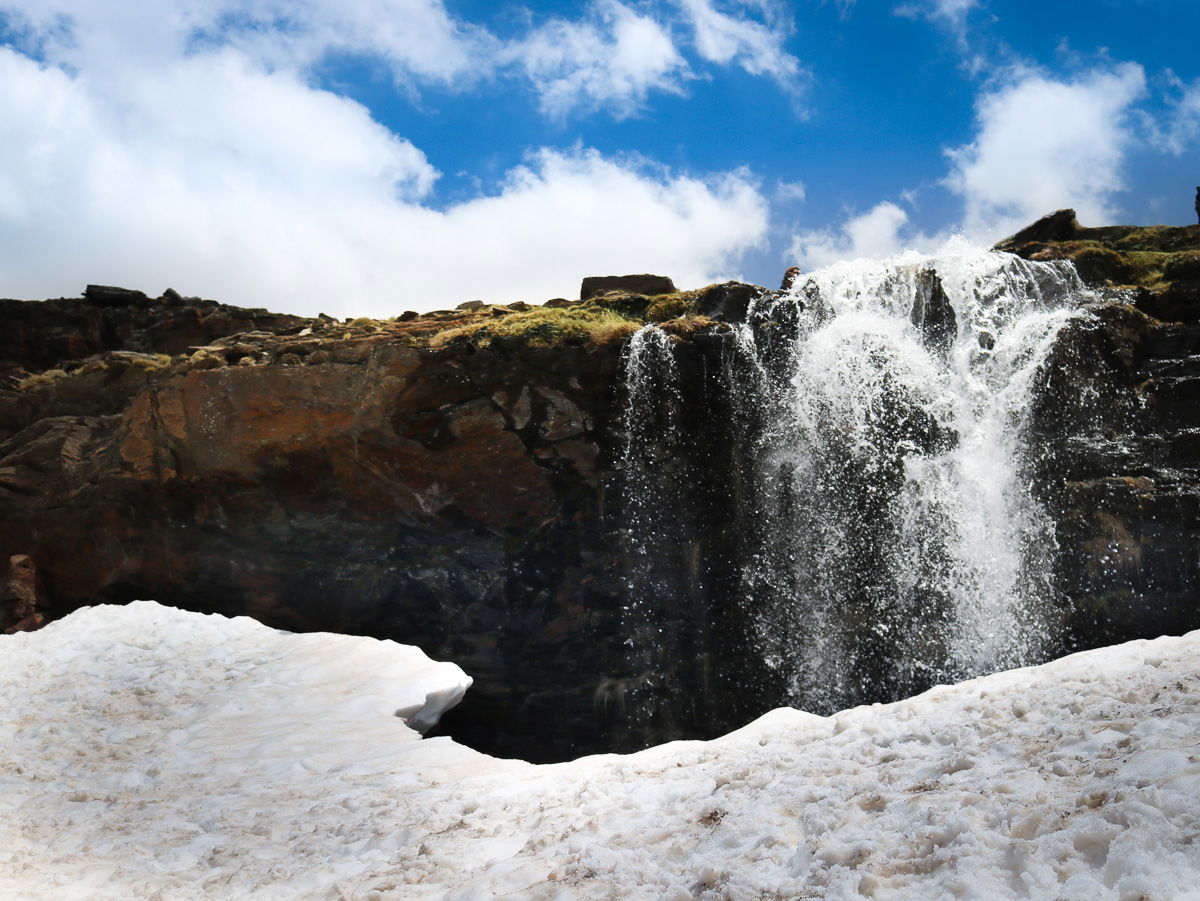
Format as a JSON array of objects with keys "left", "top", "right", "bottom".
[
  {"left": 995, "top": 208, "right": 1081, "bottom": 248},
  {"left": 0, "top": 289, "right": 304, "bottom": 373},
  {"left": 84, "top": 284, "right": 150, "bottom": 307},
  {"left": 910, "top": 269, "right": 956, "bottom": 356},
  {"left": 580, "top": 274, "right": 676, "bottom": 300},
  {"left": 1010, "top": 213, "right": 1200, "bottom": 652},
  {"left": 7, "top": 233, "right": 1200, "bottom": 759},
  {"left": 692, "top": 281, "right": 769, "bottom": 322}
]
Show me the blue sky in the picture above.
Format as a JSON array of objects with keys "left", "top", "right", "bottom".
[{"left": 1, "top": 0, "right": 1197, "bottom": 316}]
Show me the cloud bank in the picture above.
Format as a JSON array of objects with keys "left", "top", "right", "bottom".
[{"left": 0, "top": 0, "right": 787, "bottom": 314}]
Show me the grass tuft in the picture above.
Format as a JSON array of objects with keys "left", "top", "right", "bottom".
[
  {"left": 17, "top": 369, "right": 68, "bottom": 391},
  {"left": 430, "top": 304, "right": 639, "bottom": 350}
]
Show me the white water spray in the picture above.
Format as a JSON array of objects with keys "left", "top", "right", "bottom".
[{"left": 622, "top": 242, "right": 1093, "bottom": 715}]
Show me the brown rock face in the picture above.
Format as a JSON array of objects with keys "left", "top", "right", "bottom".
[
  {"left": 0, "top": 290, "right": 633, "bottom": 760},
  {"left": 2, "top": 555, "right": 47, "bottom": 633},
  {"left": 6, "top": 228, "right": 1200, "bottom": 760},
  {"left": 1005, "top": 217, "right": 1200, "bottom": 649}
]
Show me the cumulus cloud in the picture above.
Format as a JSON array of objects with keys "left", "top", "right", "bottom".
[
  {"left": 1, "top": 0, "right": 495, "bottom": 85},
  {"left": 784, "top": 62, "right": 1152, "bottom": 270},
  {"left": 505, "top": 2, "right": 688, "bottom": 118},
  {"left": 0, "top": 45, "right": 767, "bottom": 314},
  {"left": 893, "top": 0, "right": 977, "bottom": 35},
  {"left": 0, "top": 0, "right": 776, "bottom": 314},
  {"left": 2, "top": 0, "right": 802, "bottom": 116},
  {"left": 787, "top": 202, "right": 918, "bottom": 269},
  {"left": 944, "top": 63, "right": 1147, "bottom": 238},
  {"left": 1147, "top": 75, "right": 1200, "bottom": 157},
  {"left": 675, "top": 0, "right": 800, "bottom": 84}
]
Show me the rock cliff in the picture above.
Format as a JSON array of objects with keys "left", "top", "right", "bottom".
[
  {"left": 1000, "top": 212, "right": 1200, "bottom": 646},
  {"left": 0, "top": 282, "right": 767, "bottom": 758},
  {"left": 3, "top": 216, "right": 1199, "bottom": 759}
]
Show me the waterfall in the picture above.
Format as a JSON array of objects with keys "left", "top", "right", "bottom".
[
  {"left": 620, "top": 242, "right": 1092, "bottom": 719},
  {"left": 614, "top": 325, "right": 692, "bottom": 744}
]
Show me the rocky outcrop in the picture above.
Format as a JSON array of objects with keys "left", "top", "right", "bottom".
[
  {"left": 580, "top": 274, "right": 676, "bottom": 300},
  {"left": 1005, "top": 215, "right": 1200, "bottom": 650},
  {"left": 4, "top": 219, "right": 1200, "bottom": 760},
  {"left": 996, "top": 208, "right": 1200, "bottom": 321},
  {"left": 0, "top": 289, "right": 646, "bottom": 759},
  {"left": 0, "top": 284, "right": 783, "bottom": 760}
]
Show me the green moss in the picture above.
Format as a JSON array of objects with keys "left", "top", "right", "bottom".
[
  {"left": 17, "top": 369, "right": 67, "bottom": 390},
  {"left": 583, "top": 292, "right": 652, "bottom": 320},
  {"left": 646, "top": 289, "right": 703, "bottom": 322},
  {"left": 659, "top": 315, "right": 720, "bottom": 338},
  {"left": 1164, "top": 251, "right": 1200, "bottom": 282},
  {"left": 1109, "top": 225, "right": 1200, "bottom": 253},
  {"left": 1030, "top": 242, "right": 1181, "bottom": 288},
  {"left": 431, "top": 304, "right": 638, "bottom": 349},
  {"left": 122, "top": 353, "right": 173, "bottom": 371}
]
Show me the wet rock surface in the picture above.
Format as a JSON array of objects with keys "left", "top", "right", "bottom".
[
  {"left": 3, "top": 221, "right": 1200, "bottom": 759},
  {"left": 1011, "top": 217, "right": 1200, "bottom": 651}
]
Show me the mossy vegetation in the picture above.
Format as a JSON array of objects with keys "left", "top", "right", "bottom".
[
  {"left": 117, "top": 352, "right": 173, "bottom": 371},
  {"left": 1029, "top": 241, "right": 1198, "bottom": 289},
  {"left": 430, "top": 303, "right": 639, "bottom": 350},
  {"left": 424, "top": 286, "right": 729, "bottom": 350},
  {"left": 17, "top": 369, "right": 68, "bottom": 391},
  {"left": 645, "top": 289, "right": 703, "bottom": 322}
]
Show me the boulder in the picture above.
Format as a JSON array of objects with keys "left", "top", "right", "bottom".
[
  {"left": 580, "top": 274, "right": 676, "bottom": 300},
  {"left": 994, "top": 209, "right": 1080, "bottom": 250},
  {"left": 693, "top": 281, "right": 768, "bottom": 322},
  {"left": 910, "top": 269, "right": 956, "bottom": 356},
  {"left": 84, "top": 284, "right": 149, "bottom": 307}
]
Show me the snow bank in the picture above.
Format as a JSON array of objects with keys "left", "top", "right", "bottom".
[{"left": 2, "top": 602, "right": 1200, "bottom": 899}]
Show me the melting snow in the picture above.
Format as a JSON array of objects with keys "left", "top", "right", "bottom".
[{"left": 2, "top": 602, "right": 1200, "bottom": 899}]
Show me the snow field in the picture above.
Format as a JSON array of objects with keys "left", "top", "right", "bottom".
[{"left": 1, "top": 602, "right": 1199, "bottom": 900}]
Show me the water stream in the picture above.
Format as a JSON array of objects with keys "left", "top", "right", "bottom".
[{"left": 620, "top": 243, "right": 1091, "bottom": 716}]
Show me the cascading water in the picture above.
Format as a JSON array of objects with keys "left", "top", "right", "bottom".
[
  {"left": 614, "top": 325, "right": 693, "bottom": 744},
  {"left": 620, "top": 241, "right": 1093, "bottom": 720}
]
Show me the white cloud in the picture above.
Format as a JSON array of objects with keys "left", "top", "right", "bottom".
[
  {"left": 944, "top": 63, "right": 1147, "bottom": 238},
  {"left": 0, "top": 45, "right": 767, "bottom": 315},
  {"left": 787, "top": 202, "right": 917, "bottom": 269},
  {"left": 894, "top": 0, "right": 977, "bottom": 32},
  {"left": 675, "top": 0, "right": 800, "bottom": 84},
  {"left": 892, "top": 0, "right": 982, "bottom": 70},
  {"left": 1, "top": 0, "right": 495, "bottom": 85},
  {"left": 0, "top": 0, "right": 778, "bottom": 314},
  {"left": 505, "top": 1, "right": 689, "bottom": 118},
  {"left": 775, "top": 180, "right": 806, "bottom": 202},
  {"left": 1148, "top": 76, "right": 1200, "bottom": 156},
  {"left": 0, "top": 0, "right": 791, "bottom": 119},
  {"left": 786, "top": 62, "right": 1152, "bottom": 270}
]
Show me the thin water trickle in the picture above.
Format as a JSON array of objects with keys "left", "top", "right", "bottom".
[
  {"left": 616, "top": 325, "right": 689, "bottom": 741},
  {"left": 620, "top": 243, "right": 1093, "bottom": 718}
]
